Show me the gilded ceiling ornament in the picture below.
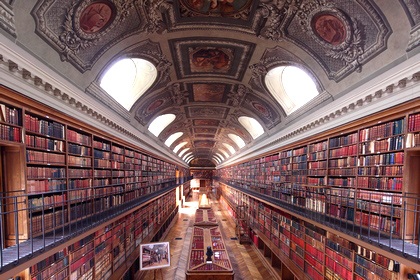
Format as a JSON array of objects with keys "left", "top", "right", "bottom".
[
  {"left": 258, "top": 0, "right": 295, "bottom": 42},
  {"left": 297, "top": 0, "right": 364, "bottom": 72},
  {"left": 59, "top": 0, "right": 135, "bottom": 61},
  {"left": 169, "top": 83, "right": 189, "bottom": 106},
  {"left": 143, "top": 0, "right": 168, "bottom": 34}
]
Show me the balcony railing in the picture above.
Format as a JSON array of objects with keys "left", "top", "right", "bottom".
[
  {"left": 214, "top": 177, "right": 420, "bottom": 264},
  {"left": 0, "top": 176, "right": 192, "bottom": 274}
]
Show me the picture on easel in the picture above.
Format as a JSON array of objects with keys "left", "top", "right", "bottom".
[{"left": 140, "top": 242, "right": 170, "bottom": 270}]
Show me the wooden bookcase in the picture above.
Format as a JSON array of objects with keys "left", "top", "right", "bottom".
[
  {"left": 0, "top": 86, "right": 188, "bottom": 280},
  {"left": 27, "top": 190, "right": 177, "bottom": 280},
  {"left": 220, "top": 184, "right": 402, "bottom": 280}
]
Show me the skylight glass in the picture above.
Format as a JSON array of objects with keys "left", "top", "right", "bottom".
[
  {"left": 213, "top": 157, "right": 220, "bottom": 164},
  {"left": 228, "top": 134, "right": 245, "bottom": 148},
  {"left": 148, "top": 114, "right": 176, "bottom": 137},
  {"left": 185, "top": 155, "right": 194, "bottom": 162},
  {"left": 265, "top": 66, "right": 318, "bottom": 115},
  {"left": 179, "top": 148, "right": 190, "bottom": 157},
  {"left": 187, "top": 157, "right": 194, "bottom": 163},
  {"left": 216, "top": 153, "right": 225, "bottom": 161},
  {"left": 100, "top": 58, "right": 157, "bottom": 110},
  {"left": 222, "top": 143, "right": 236, "bottom": 154},
  {"left": 183, "top": 152, "right": 193, "bottom": 161},
  {"left": 173, "top": 142, "right": 187, "bottom": 153},
  {"left": 219, "top": 149, "right": 229, "bottom": 158},
  {"left": 165, "top": 132, "right": 183, "bottom": 147},
  {"left": 238, "top": 117, "right": 264, "bottom": 139}
]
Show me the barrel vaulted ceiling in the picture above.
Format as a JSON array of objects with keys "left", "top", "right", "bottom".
[{"left": 1, "top": 0, "right": 420, "bottom": 167}]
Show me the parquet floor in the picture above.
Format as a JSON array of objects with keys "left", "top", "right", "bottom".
[{"left": 142, "top": 192, "right": 280, "bottom": 280}]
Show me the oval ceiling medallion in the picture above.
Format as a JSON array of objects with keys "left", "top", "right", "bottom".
[
  {"left": 146, "top": 99, "right": 165, "bottom": 114},
  {"left": 79, "top": 2, "right": 113, "bottom": 34},
  {"left": 252, "top": 101, "right": 268, "bottom": 116},
  {"left": 312, "top": 14, "right": 347, "bottom": 45}
]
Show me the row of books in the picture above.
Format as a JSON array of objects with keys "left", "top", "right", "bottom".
[
  {"left": 328, "top": 167, "right": 355, "bottom": 176},
  {"left": 68, "top": 155, "right": 92, "bottom": 166},
  {"left": 27, "top": 179, "right": 66, "bottom": 193},
  {"left": 31, "top": 209, "right": 68, "bottom": 235},
  {"left": 31, "top": 256, "right": 69, "bottom": 280},
  {"left": 0, "top": 103, "right": 21, "bottom": 125},
  {"left": 357, "top": 190, "right": 402, "bottom": 204},
  {"left": 94, "top": 149, "right": 110, "bottom": 159},
  {"left": 68, "top": 168, "right": 92, "bottom": 178},
  {"left": 26, "top": 150, "right": 65, "bottom": 164},
  {"left": 359, "top": 152, "right": 404, "bottom": 166},
  {"left": 309, "top": 140, "right": 328, "bottom": 152},
  {"left": 357, "top": 165, "right": 403, "bottom": 176},
  {"left": 305, "top": 263, "right": 323, "bottom": 280},
  {"left": 308, "top": 161, "right": 327, "bottom": 169},
  {"left": 25, "top": 114, "right": 65, "bottom": 139},
  {"left": 93, "top": 140, "right": 111, "bottom": 151},
  {"left": 408, "top": 113, "right": 420, "bottom": 132},
  {"left": 26, "top": 135, "right": 64, "bottom": 151},
  {"left": 329, "top": 157, "right": 357, "bottom": 167},
  {"left": 30, "top": 248, "right": 68, "bottom": 275},
  {"left": 0, "top": 124, "right": 21, "bottom": 142},
  {"left": 308, "top": 150, "right": 327, "bottom": 161},
  {"left": 359, "top": 135, "right": 404, "bottom": 154},
  {"left": 329, "top": 144, "right": 357, "bottom": 157},
  {"left": 354, "top": 264, "right": 399, "bottom": 280},
  {"left": 67, "top": 129, "right": 90, "bottom": 146},
  {"left": 359, "top": 119, "right": 404, "bottom": 141},
  {"left": 29, "top": 194, "right": 67, "bottom": 210},
  {"left": 329, "top": 132, "right": 358, "bottom": 148},
  {"left": 27, "top": 166, "right": 65, "bottom": 179},
  {"left": 326, "top": 256, "right": 352, "bottom": 279},
  {"left": 68, "top": 143, "right": 91, "bottom": 156},
  {"left": 357, "top": 177, "right": 403, "bottom": 191},
  {"left": 355, "top": 211, "right": 400, "bottom": 234}
]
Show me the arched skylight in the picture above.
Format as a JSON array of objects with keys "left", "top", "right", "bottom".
[
  {"left": 165, "top": 132, "right": 183, "bottom": 147},
  {"left": 228, "top": 134, "right": 245, "bottom": 149},
  {"left": 265, "top": 66, "right": 318, "bottom": 115},
  {"left": 216, "top": 153, "right": 225, "bottom": 161},
  {"left": 179, "top": 148, "right": 190, "bottom": 157},
  {"left": 187, "top": 157, "right": 194, "bottom": 164},
  {"left": 148, "top": 114, "right": 176, "bottom": 137},
  {"left": 173, "top": 142, "right": 187, "bottom": 153},
  {"left": 223, "top": 143, "right": 236, "bottom": 155},
  {"left": 238, "top": 117, "right": 264, "bottom": 139},
  {"left": 183, "top": 152, "right": 193, "bottom": 161},
  {"left": 213, "top": 154, "right": 222, "bottom": 162},
  {"left": 100, "top": 58, "right": 157, "bottom": 110},
  {"left": 213, "top": 157, "right": 220, "bottom": 164},
  {"left": 185, "top": 155, "right": 194, "bottom": 162},
  {"left": 219, "top": 149, "right": 229, "bottom": 158}
]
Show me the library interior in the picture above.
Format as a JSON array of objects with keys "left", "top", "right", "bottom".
[{"left": 1, "top": 0, "right": 420, "bottom": 279}]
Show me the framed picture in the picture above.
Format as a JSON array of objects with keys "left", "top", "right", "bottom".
[{"left": 140, "top": 242, "right": 171, "bottom": 270}]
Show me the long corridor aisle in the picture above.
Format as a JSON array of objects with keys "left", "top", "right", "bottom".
[{"left": 142, "top": 192, "right": 278, "bottom": 280}]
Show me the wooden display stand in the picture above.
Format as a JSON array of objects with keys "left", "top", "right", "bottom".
[{"left": 186, "top": 226, "right": 234, "bottom": 280}]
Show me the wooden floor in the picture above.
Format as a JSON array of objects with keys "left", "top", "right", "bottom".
[{"left": 142, "top": 192, "right": 279, "bottom": 280}]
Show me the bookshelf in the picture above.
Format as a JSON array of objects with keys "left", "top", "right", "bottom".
[
  {"left": 219, "top": 183, "right": 404, "bottom": 280},
  {"left": 217, "top": 115, "right": 414, "bottom": 240},
  {"left": 0, "top": 87, "right": 187, "bottom": 280},
  {"left": 27, "top": 190, "right": 177, "bottom": 280}
]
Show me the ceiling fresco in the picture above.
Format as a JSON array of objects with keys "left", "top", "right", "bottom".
[{"left": 3, "top": 0, "right": 414, "bottom": 164}]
